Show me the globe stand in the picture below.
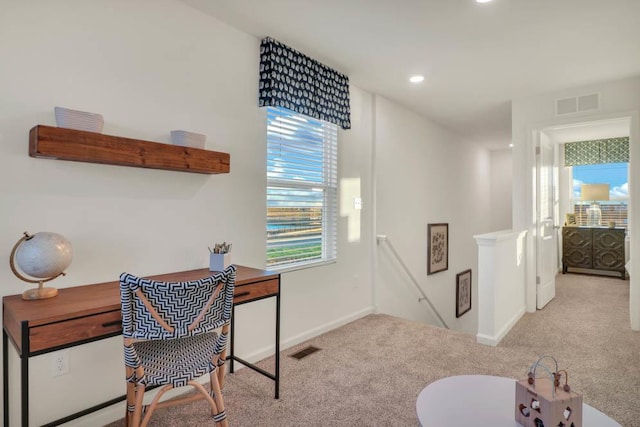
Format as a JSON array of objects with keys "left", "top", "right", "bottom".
[
  {"left": 9, "top": 232, "right": 67, "bottom": 301},
  {"left": 21, "top": 280, "right": 60, "bottom": 300}
]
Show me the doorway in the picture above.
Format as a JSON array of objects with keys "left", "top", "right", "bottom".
[{"left": 532, "top": 116, "right": 632, "bottom": 311}]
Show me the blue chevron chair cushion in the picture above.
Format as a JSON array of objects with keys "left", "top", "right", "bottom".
[
  {"left": 132, "top": 333, "right": 219, "bottom": 387},
  {"left": 120, "top": 266, "right": 235, "bottom": 342}
]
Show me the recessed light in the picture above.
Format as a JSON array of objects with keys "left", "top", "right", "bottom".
[
  {"left": 476, "top": 0, "right": 493, "bottom": 3},
  {"left": 509, "top": 143, "right": 514, "bottom": 148},
  {"left": 409, "top": 75, "right": 425, "bottom": 83}
]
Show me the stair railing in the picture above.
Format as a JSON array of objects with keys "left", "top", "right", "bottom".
[{"left": 377, "top": 235, "right": 449, "bottom": 329}]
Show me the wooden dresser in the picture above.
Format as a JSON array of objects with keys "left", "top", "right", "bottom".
[{"left": 562, "top": 226, "right": 626, "bottom": 279}]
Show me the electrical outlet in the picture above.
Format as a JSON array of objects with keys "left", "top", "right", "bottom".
[{"left": 51, "top": 350, "right": 69, "bottom": 377}]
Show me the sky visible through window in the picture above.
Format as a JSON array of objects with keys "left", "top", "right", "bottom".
[
  {"left": 572, "top": 162, "right": 628, "bottom": 199},
  {"left": 267, "top": 109, "right": 325, "bottom": 187}
]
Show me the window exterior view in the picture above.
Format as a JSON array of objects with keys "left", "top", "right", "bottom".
[
  {"left": 571, "top": 162, "right": 629, "bottom": 228},
  {"left": 266, "top": 107, "right": 338, "bottom": 269}
]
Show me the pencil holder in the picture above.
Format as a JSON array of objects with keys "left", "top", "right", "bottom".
[{"left": 209, "top": 253, "right": 231, "bottom": 272}]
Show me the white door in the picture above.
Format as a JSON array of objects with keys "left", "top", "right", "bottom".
[{"left": 536, "top": 132, "right": 558, "bottom": 309}]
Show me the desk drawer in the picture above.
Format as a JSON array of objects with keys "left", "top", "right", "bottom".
[
  {"left": 30, "top": 310, "right": 122, "bottom": 354},
  {"left": 234, "top": 279, "right": 279, "bottom": 304}
]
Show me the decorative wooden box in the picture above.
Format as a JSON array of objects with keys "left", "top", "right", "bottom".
[{"left": 515, "top": 357, "right": 582, "bottom": 427}]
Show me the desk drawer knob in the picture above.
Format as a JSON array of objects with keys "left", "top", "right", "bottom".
[{"left": 235, "top": 291, "right": 251, "bottom": 298}]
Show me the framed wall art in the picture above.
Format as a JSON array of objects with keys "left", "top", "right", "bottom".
[
  {"left": 427, "top": 223, "right": 448, "bottom": 275},
  {"left": 456, "top": 269, "right": 472, "bottom": 318},
  {"left": 565, "top": 213, "right": 577, "bottom": 226}
]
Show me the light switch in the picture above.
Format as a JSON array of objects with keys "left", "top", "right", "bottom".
[{"left": 353, "top": 197, "right": 362, "bottom": 210}]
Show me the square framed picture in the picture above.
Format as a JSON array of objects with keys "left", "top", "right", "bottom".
[
  {"left": 565, "top": 213, "right": 577, "bottom": 226},
  {"left": 427, "top": 223, "right": 448, "bottom": 275},
  {"left": 456, "top": 269, "right": 472, "bottom": 318}
]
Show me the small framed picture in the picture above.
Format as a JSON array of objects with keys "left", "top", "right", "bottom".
[
  {"left": 427, "top": 223, "right": 448, "bottom": 275},
  {"left": 565, "top": 213, "right": 577, "bottom": 226},
  {"left": 456, "top": 269, "right": 472, "bottom": 318}
]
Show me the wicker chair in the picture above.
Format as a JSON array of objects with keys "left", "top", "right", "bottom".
[{"left": 119, "top": 265, "right": 236, "bottom": 427}]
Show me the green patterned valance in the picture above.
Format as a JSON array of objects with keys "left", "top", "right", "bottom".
[
  {"left": 600, "top": 137, "right": 629, "bottom": 164},
  {"left": 564, "top": 137, "right": 629, "bottom": 166}
]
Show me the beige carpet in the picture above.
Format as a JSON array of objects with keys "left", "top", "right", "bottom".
[
  {"left": 105, "top": 273, "right": 639, "bottom": 426},
  {"left": 499, "top": 273, "right": 638, "bottom": 426}
]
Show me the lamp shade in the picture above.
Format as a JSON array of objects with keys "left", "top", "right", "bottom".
[{"left": 581, "top": 184, "right": 610, "bottom": 201}]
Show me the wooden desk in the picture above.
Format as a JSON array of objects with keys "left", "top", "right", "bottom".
[{"left": 3, "top": 265, "right": 280, "bottom": 427}]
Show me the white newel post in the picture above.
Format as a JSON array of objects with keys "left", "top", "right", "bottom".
[{"left": 474, "top": 229, "right": 528, "bottom": 346}]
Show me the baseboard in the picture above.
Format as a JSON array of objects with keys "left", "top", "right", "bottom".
[
  {"left": 63, "top": 306, "right": 375, "bottom": 426},
  {"left": 476, "top": 306, "right": 526, "bottom": 346},
  {"left": 237, "top": 305, "right": 376, "bottom": 363},
  {"left": 280, "top": 306, "right": 375, "bottom": 351},
  {"left": 61, "top": 404, "right": 125, "bottom": 427}
]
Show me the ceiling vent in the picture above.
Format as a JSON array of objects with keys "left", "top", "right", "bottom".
[{"left": 556, "top": 93, "right": 600, "bottom": 116}]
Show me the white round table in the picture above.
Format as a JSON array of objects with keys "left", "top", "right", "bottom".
[{"left": 416, "top": 375, "right": 621, "bottom": 427}]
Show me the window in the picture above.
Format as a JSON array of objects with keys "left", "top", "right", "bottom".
[
  {"left": 266, "top": 107, "right": 338, "bottom": 269},
  {"left": 571, "top": 162, "right": 628, "bottom": 228}
]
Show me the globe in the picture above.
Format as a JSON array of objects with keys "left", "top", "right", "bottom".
[{"left": 10, "top": 231, "right": 73, "bottom": 300}]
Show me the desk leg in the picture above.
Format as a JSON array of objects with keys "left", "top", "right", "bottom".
[
  {"left": 229, "top": 305, "right": 235, "bottom": 374},
  {"left": 2, "top": 329, "right": 29, "bottom": 427},
  {"left": 20, "top": 322, "right": 28, "bottom": 427},
  {"left": 275, "top": 291, "right": 280, "bottom": 399},
  {"left": 3, "top": 330, "right": 8, "bottom": 427},
  {"left": 226, "top": 289, "right": 279, "bottom": 399}
]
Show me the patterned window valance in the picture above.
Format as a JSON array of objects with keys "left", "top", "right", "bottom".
[
  {"left": 258, "top": 37, "right": 351, "bottom": 130},
  {"left": 564, "top": 137, "right": 629, "bottom": 166}
]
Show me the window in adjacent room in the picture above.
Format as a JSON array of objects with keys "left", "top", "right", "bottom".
[
  {"left": 266, "top": 106, "right": 338, "bottom": 270},
  {"left": 571, "top": 162, "right": 628, "bottom": 228}
]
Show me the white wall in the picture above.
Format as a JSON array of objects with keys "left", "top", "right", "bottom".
[
  {"left": 0, "top": 1, "right": 374, "bottom": 425},
  {"left": 276, "top": 85, "right": 376, "bottom": 349},
  {"left": 512, "top": 75, "right": 640, "bottom": 329},
  {"left": 0, "top": 1, "right": 502, "bottom": 424},
  {"left": 490, "top": 149, "right": 513, "bottom": 231},
  {"left": 475, "top": 230, "right": 527, "bottom": 346},
  {"left": 374, "top": 96, "right": 492, "bottom": 335}
]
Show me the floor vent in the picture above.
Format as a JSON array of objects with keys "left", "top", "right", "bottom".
[{"left": 289, "top": 345, "right": 321, "bottom": 360}]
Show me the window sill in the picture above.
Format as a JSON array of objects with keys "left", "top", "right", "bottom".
[{"left": 269, "top": 259, "right": 336, "bottom": 274}]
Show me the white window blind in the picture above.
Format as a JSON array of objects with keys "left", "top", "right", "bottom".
[{"left": 266, "top": 107, "right": 338, "bottom": 269}]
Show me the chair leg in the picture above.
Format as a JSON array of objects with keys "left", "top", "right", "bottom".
[
  {"left": 217, "top": 360, "right": 226, "bottom": 389},
  {"left": 130, "top": 382, "right": 146, "bottom": 427},
  {"left": 125, "top": 383, "right": 133, "bottom": 426},
  {"left": 210, "top": 375, "right": 228, "bottom": 427},
  {"left": 140, "top": 384, "right": 173, "bottom": 427},
  {"left": 125, "top": 367, "right": 136, "bottom": 427},
  {"left": 218, "top": 323, "right": 230, "bottom": 388},
  {"left": 189, "top": 380, "right": 227, "bottom": 426}
]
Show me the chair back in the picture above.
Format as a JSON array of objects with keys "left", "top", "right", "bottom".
[{"left": 120, "top": 265, "right": 236, "bottom": 341}]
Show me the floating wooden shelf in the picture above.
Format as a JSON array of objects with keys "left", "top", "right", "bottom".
[{"left": 29, "top": 125, "right": 230, "bottom": 174}]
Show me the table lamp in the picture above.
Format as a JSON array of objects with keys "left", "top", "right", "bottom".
[{"left": 581, "top": 184, "right": 609, "bottom": 226}]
